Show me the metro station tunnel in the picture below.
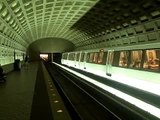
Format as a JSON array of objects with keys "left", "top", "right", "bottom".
[{"left": 0, "top": 0, "right": 160, "bottom": 120}]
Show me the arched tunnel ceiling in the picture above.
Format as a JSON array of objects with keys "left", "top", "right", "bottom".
[
  {"left": 0, "top": 0, "right": 160, "bottom": 52},
  {"left": 0, "top": 0, "right": 99, "bottom": 52},
  {"left": 28, "top": 37, "right": 75, "bottom": 53}
]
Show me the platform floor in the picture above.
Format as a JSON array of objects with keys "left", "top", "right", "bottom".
[{"left": 0, "top": 62, "right": 38, "bottom": 120}]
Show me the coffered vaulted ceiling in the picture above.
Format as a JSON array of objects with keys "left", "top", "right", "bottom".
[
  {"left": 0, "top": 0, "right": 98, "bottom": 51},
  {"left": 0, "top": 0, "right": 160, "bottom": 52}
]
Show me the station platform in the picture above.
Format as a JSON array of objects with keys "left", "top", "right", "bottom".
[
  {"left": 0, "top": 62, "right": 38, "bottom": 120},
  {"left": 0, "top": 62, "right": 70, "bottom": 120}
]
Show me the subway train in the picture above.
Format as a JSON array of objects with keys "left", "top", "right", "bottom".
[{"left": 61, "top": 42, "right": 160, "bottom": 96}]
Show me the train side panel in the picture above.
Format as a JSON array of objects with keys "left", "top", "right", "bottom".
[
  {"left": 111, "top": 67, "right": 160, "bottom": 84},
  {"left": 85, "top": 63, "right": 106, "bottom": 76},
  {"left": 61, "top": 44, "right": 160, "bottom": 95}
]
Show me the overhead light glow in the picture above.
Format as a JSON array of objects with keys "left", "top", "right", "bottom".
[{"left": 40, "top": 54, "right": 48, "bottom": 60}]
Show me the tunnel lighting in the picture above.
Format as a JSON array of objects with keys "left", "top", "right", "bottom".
[
  {"left": 11, "top": 1, "right": 18, "bottom": 8},
  {"left": 14, "top": 8, "right": 20, "bottom": 13},
  {"left": 53, "top": 62, "right": 160, "bottom": 119},
  {"left": 10, "top": 19, "right": 14, "bottom": 24},
  {"left": 54, "top": 100, "right": 59, "bottom": 103},
  {"left": 0, "top": 3, "right": 3, "bottom": 10},
  {"left": 2, "top": 10, "right": 7, "bottom": 17},
  {"left": 57, "top": 110, "right": 63, "bottom": 113},
  {"left": 40, "top": 54, "right": 48, "bottom": 60},
  {"left": 17, "top": 13, "right": 22, "bottom": 17},
  {"left": 6, "top": 15, "right": 11, "bottom": 21},
  {"left": 24, "top": 2, "right": 31, "bottom": 6}
]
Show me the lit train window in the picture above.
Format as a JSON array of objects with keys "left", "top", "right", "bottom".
[
  {"left": 119, "top": 51, "right": 129, "bottom": 67},
  {"left": 130, "top": 50, "right": 142, "bottom": 68},
  {"left": 89, "top": 52, "right": 94, "bottom": 63},
  {"left": 93, "top": 52, "right": 98, "bottom": 63},
  {"left": 112, "top": 51, "right": 120, "bottom": 66},
  {"left": 86, "top": 52, "right": 94, "bottom": 63},
  {"left": 66, "top": 54, "right": 69, "bottom": 60},
  {"left": 97, "top": 50, "right": 107, "bottom": 65},
  {"left": 86, "top": 53, "right": 90, "bottom": 62},
  {"left": 62, "top": 54, "right": 65, "bottom": 59},
  {"left": 98, "top": 50, "right": 104, "bottom": 64},
  {"left": 69, "top": 53, "right": 75, "bottom": 60},
  {"left": 68, "top": 53, "right": 71, "bottom": 60},
  {"left": 76, "top": 53, "right": 80, "bottom": 61},
  {"left": 80, "top": 52, "right": 85, "bottom": 62},
  {"left": 107, "top": 52, "right": 114, "bottom": 65},
  {"left": 102, "top": 52, "right": 107, "bottom": 65},
  {"left": 72, "top": 53, "right": 75, "bottom": 60},
  {"left": 64, "top": 54, "right": 68, "bottom": 59},
  {"left": 143, "top": 50, "right": 160, "bottom": 70}
]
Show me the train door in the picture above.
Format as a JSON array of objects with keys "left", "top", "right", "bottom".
[{"left": 106, "top": 50, "right": 114, "bottom": 76}]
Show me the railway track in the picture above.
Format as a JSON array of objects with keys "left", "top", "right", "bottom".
[{"left": 45, "top": 62, "right": 158, "bottom": 120}]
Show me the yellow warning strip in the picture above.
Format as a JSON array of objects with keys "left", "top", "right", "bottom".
[{"left": 41, "top": 62, "right": 71, "bottom": 120}]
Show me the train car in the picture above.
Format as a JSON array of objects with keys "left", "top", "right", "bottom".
[{"left": 61, "top": 42, "right": 160, "bottom": 96}]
